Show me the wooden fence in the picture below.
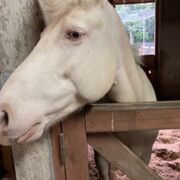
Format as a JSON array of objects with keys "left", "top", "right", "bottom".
[
  {"left": 1, "top": 101, "right": 180, "bottom": 179},
  {"left": 11, "top": 101, "right": 179, "bottom": 180}
]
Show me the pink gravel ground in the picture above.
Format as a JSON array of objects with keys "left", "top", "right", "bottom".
[{"left": 89, "top": 129, "right": 180, "bottom": 180}]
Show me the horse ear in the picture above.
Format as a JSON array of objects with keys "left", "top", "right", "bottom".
[
  {"left": 38, "top": 0, "right": 60, "bottom": 25},
  {"left": 38, "top": 0, "right": 78, "bottom": 25},
  {"left": 38, "top": 0, "right": 102, "bottom": 25}
]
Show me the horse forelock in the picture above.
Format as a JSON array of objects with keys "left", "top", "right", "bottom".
[{"left": 39, "top": 0, "right": 103, "bottom": 25}]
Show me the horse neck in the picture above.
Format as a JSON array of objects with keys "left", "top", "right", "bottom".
[
  {"left": 104, "top": 3, "right": 144, "bottom": 102},
  {"left": 109, "top": 38, "right": 156, "bottom": 102}
]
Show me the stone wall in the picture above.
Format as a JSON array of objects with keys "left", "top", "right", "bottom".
[
  {"left": 0, "top": 0, "right": 43, "bottom": 86},
  {"left": 0, "top": 1, "right": 55, "bottom": 179}
]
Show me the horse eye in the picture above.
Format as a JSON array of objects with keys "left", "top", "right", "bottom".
[{"left": 66, "top": 31, "right": 81, "bottom": 40}]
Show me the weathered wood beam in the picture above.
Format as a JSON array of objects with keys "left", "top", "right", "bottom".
[
  {"left": 88, "top": 134, "right": 162, "bottom": 180},
  {"left": 62, "top": 113, "right": 89, "bottom": 180},
  {"left": 85, "top": 101, "right": 180, "bottom": 133},
  {"left": 50, "top": 125, "right": 66, "bottom": 180},
  {"left": 114, "top": 0, "right": 155, "bottom": 4}
]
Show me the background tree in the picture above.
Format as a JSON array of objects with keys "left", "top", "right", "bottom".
[{"left": 116, "top": 3, "right": 155, "bottom": 43}]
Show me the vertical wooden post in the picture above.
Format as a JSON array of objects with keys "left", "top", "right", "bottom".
[
  {"left": 50, "top": 125, "right": 66, "bottom": 180},
  {"left": 62, "top": 113, "right": 89, "bottom": 180}
]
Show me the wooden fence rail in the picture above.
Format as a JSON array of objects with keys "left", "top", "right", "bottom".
[
  {"left": 88, "top": 134, "right": 161, "bottom": 180},
  {"left": 1, "top": 101, "right": 180, "bottom": 180},
  {"left": 49, "top": 101, "right": 180, "bottom": 180},
  {"left": 85, "top": 101, "right": 180, "bottom": 132}
]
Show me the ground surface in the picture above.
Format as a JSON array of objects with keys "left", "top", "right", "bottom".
[{"left": 89, "top": 129, "right": 180, "bottom": 180}]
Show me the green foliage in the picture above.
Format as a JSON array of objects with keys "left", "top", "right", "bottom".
[{"left": 116, "top": 3, "right": 155, "bottom": 43}]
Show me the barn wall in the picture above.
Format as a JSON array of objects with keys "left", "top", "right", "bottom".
[
  {"left": 0, "top": 0, "right": 55, "bottom": 179},
  {"left": 0, "top": 0, "right": 44, "bottom": 86}
]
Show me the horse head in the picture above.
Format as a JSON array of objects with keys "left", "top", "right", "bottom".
[{"left": 0, "top": 0, "right": 119, "bottom": 145}]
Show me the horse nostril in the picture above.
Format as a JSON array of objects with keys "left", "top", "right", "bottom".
[{"left": 0, "top": 110, "right": 9, "bottom": 126}]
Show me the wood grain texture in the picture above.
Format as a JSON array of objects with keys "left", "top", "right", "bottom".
[
  {"left": 62, "top": 113, "right": 89, "bottom": 180},
  {"left": 85, "top": 101, "right": 180, "bottom": 133},
  {"left": 87, "top": 101, "right": 180, "bottom": 110},
  {"left": 88, "top": 134, "right": 162, "bottom": 180},
  {"left": 50, "top": 124, "right": 65, "bottom": 180},
  {"left": 114, "top": 0, "right": 155, "bottom": 4}
]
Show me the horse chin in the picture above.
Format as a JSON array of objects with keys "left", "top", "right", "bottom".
[{"left": 17, "top": 122, "right": 44, "bottom": 144}]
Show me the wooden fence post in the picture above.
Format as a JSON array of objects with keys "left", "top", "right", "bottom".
[{"left": 62, "top": 113, "right": 89, "bottom": 180}]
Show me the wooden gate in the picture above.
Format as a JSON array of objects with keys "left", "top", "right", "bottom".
[
  {"left": 47, "top": 101, "right": 180, "bottom": 180},
  {"left": 1, "top": 101, "right": 179, "bottom": 180}
]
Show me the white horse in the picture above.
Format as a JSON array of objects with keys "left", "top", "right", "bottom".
[{"left": 0, "top": 0, "right": 157, "bottom": 179}]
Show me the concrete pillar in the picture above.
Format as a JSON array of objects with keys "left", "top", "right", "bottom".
[{"left": 0, "top": 1, "right": 55, "bottom": 179}]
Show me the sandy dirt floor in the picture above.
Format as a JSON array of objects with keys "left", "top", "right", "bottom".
[{"left": 89, "top": 129, "right": 180, "bottom": 180}]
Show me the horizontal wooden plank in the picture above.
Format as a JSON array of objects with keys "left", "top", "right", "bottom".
[
  {"left": 86, "top": 101, "right": 180, "bottom": 111},
  {"left": 88, "top": 134, "right": 162, "bottom": 180},
  {"left": 85, "top": 101, "right": 180, "bottom": 132},
  {"left": 114, "top": 0, "right": 155, "bottom": 4}
]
